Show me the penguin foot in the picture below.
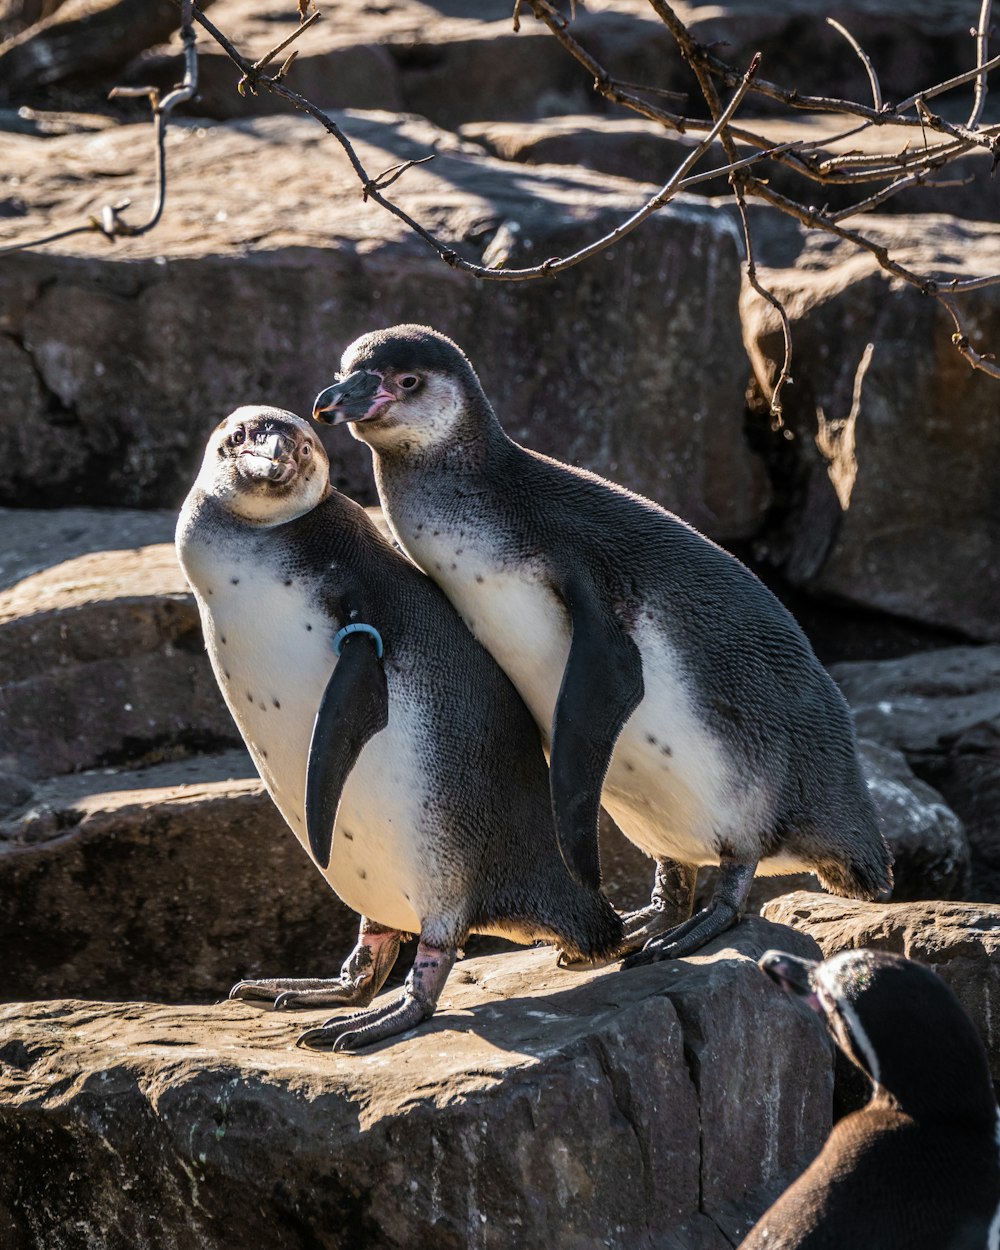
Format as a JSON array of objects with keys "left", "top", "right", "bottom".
[
  {"left": 621, "top": 902, "right": 740, "bottom": 968},
  {"left": 621, "top": 857, "right": 756, "bottom": 968},
  {"left": 618, "top": 859, "right": 700, "bottom": 953},
  {"left": 229, "top": 925, "right": 402, "bottom": 1009},
  {"left": 295, "top": 940, "right": 457, "bottom": 1053}
]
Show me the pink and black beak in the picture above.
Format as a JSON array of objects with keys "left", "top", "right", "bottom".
[
  {"left": 759, "top": 949, "right": 823, "bottom": 1015},
  {"left": 312, "top": 371, "right": 395, "bottom": 425},
  {"left": 237, "top": 426, "right": 298, "bottom": 485}
]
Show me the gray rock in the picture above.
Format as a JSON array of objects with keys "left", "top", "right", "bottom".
[
  {"left": 857, "top": 738, "right": 969, "bottom": 900},
  {"left": 761, "top": 893, "right": 1000, "bottom": 1093},
  {"left": 0, "top": 542, "right": 238, "bottom": 777},
  {"left": 831, "top": 647, "right": 1000, "bottom": 902},
  {"left": 0, "top": 504, "right": 176, "bottom": 591},
  {"left": 0, "top": 918, "right": 831, "bottom": 1250},
  {"left": 0, "top": 111, "right": 767, "bottom": 541},
  {"left": 0, "top": 749, "right": 363, "bottom": 1004},
  {"left": 831, "top": 646, "right": 1000, "bottom": 755},
  {"left": 742, "top": 214, "right": 1000, "bottom": 642}
]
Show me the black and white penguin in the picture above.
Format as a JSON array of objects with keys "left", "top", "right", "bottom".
[
  {"left": 175, "top": 406, "right": 623, "bottom": 1050},
  {"left": 312, "top": 325, "right": 893, "bottom": 963},
  {"left": 745, "top": 947, "right": 1000, "bottom": 1248}
]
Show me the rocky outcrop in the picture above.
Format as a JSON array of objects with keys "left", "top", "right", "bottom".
[
  {"left": 0, "top": 919, "right": 832, "bottom": 1250},
  {"left": 832, "top": 646, "right": 1000, "bottom": 902},
  {"left": 761, "top": 893, "right": 1000, "bottom": 1092},
  {"left": 742, "top": 215, "right": 1000, "bottom": 643},
  {"left": 1, "top": 112, "right": 767, "bottom": 540}
]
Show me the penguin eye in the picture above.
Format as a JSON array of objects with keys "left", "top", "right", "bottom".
[
  {"left": 231, "top": 427, "right": 246, "bottom": 446},
  {"left": 301, "top": 443, "right": 312, "bottom": 458},
  {"left": 398, "top": 374, "right": 420, "bottom": 392}
]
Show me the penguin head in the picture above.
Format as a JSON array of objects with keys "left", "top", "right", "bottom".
[
  {"left": 312, "top": 324, "right": 494, "bottom": 457},
  {"left": 760, "top": 948, "right": 996, "bottom": 1126},
  {"left": 196, "top": 406, "right": 329, "bottom": 526}
]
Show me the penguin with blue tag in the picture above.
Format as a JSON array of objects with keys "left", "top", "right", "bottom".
[
  {"left": 176, "top": 406, "right": 623, "bottom": 1051},
  {"left": 312, "top": 325, "right": 893, "bottom": 964},
  {"left": 745, "top": 947, "right": 1000, "bottom": 1248}
]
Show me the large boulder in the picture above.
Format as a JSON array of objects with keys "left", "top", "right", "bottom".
[
  {"left": 831, "top": 646, "right": 1000, "bottom": 903},
  {"left": 0, "top": 111, "right": 766, "bottom": 539},
  {"left": 0, "top": 750, "right": 364, "bottom": 1004},
  {"left": 0, "top": 542, "right": 236, "bottom": 778},
  {"left": 743, "top": 213, "right": 1000, "bottom": 643},
  {"left": 0, "top": 919, "right": 832, "bottom": 1250},
  {"left": 463, "top": 115, "right": 1000, "bottom": 223}
]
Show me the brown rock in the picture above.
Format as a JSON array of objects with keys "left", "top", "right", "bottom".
[
  {"left": 1, "top": 111, "right": 766, "bottom": 540},
  {"left": 0, "top": 542, "right": 238, "bottom": 777},
  {"left": 463, "top": 115, "right": 1000, "bottom": 223},
  {"left": 743, "top": 214, "right": 1000, "bottom": 641},
  {"left": 0, "top": 749, "right": 363, "bottom": 1003},
  {"left": 0, "top": 504, "right": 176, "bottom": 591},
  {"left": 761, "top": 892, "right": 1000, "bottom": 1092},
  {"left": 0, "top": 0, "right": 207, "bottom": 97},
  {"left": 0, "top": 918, "right": 831, "bottom": 1250}
]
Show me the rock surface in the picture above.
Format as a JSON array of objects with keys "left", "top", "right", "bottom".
[
  {"left": 0, "top": 749, "right": 367, "bottom": 1004},
  {"left": 742, "top": 214, "right": 1000, "bottom": 643},
  {"left": 0, "top": 111, "right": 766, "bottom": 539},
  {"left": 832, "top": 646, "right": 1000, "bottom": 902},
  {"left": 0, "top": 919, "right": 832, "bottom": 1250},
  {"left": 761, "top": 893, "right": 1000, "bottom": 1092}
]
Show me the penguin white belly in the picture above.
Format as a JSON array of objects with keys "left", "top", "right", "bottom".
[
  {"left": 183, "top": 555, "right": 424, "bottom": 934},
  {"left": 404, "top": 537, "right": 751, "bottom": 867}
]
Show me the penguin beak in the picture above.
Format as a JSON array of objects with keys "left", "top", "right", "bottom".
[
  {"left": 238, "top": 431, "right": 296, "bottom": 483},
  {"left": 759, "top": 950, "right": 823, "bottom": 1014},
  {"left": 313, "top": 371, "right": 395, "bottom": 425}
]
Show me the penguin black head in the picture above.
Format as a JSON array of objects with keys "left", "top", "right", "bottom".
[
  {"left": 312, "top": 324, "right": 494, "bottom": 456},
  {"left": 760, "top": 947, "right": 996, "bottom": 1127},
  {"left": 196, "top": 406, "right": 329, "bottom": 526}
]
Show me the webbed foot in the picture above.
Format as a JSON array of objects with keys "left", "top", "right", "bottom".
[
  {"left": 296, "top": 941, "right": 457, "bottom": 1053},
  {"left": 621, "top": 857, "right": 755, "bottom": 968},
  {"left": 229, "top": 922, "right": 401, "bottom": 1009}
]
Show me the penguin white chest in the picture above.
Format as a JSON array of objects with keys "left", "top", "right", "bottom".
[
  {"left": 179, "top": 546, "right": 424, "bottom": 933},
  {"left": 403, "top": 538, "right": 569, "bottom": 744}
]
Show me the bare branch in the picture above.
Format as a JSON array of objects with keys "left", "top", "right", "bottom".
[
  {"left": 826, "top": 17, "right": 883, "bottom": 112},
  {"left": 941, "top": 296, "right": 1000, "bottom": 378},
  {"left": 968, "top": 0, "right": 994, "bottom": 128},
  {"left": 237, "top": 9, "right": 320, "bottom": 96},
  {"left": 0, "top": 0, "right": 197, "bottom": 257}
]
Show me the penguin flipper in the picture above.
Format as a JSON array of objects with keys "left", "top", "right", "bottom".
[
  {"left": 550, "top": 576, "right": 644, "bottom": 890},
  {"left": 306, "top": 631, "right": 389, "bottom": 870}
]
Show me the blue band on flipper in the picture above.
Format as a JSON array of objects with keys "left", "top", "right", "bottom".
[{"left": 333, "top": 623, "right": 384, "bottom": 659}]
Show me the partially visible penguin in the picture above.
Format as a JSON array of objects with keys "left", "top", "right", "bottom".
[
  {"left": 311, "top": 325, "right": 893, "bottom": 963},
  {"left": 743, "top": 948, "right": 1000, "bottom": 1249},
  {"left": 175, "top": 406, "right": 623, "bottom": 1051}
]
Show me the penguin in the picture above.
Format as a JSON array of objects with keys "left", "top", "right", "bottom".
[
  {"left": 743, "top": 948, "right": 1000, "bottom": 1248},
  {"left": 175, "top": 405, "right": 623, "bottom": 1051},
  {"left": 311, "top": 325, "right": 893, "bottom": 964}
]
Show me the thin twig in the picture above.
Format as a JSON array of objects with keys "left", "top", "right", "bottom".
[
  {"left": 968, "top": 0, "right": 994, "bottom": 128},
  {"left": 940, "top": 295, "right": 1000, "bottom": 378},
  {"left": 0, "top": 0, "right": 197, "bottom": 256},
  {"left": 827, "top": 17, "right": 883, "bottom": 112},
  {"left": 238, "top": 9, "right": 320, "bottom": 96}
]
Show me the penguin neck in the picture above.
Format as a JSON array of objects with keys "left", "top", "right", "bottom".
[{"left": 371, "top": 400, "right": 513, "bottom": 481}]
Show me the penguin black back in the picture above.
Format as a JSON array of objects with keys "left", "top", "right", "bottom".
[{"left": 743, "top": 948, "right": 1000, "bottom": 1249}]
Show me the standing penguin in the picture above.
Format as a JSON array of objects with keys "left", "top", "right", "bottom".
[
  {"left": 313, "top": 325, "right": 893, "bottom": 963},
  {"left": 744, "top": 948, "right": 1000, "bottom": 1248},
  {"left": 176, "top": 405, "right": 623, "bottom": 1051}
]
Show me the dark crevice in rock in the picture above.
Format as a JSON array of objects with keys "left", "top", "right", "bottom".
[
  {"left": 587, "top": 1032, "right": 655, "bottom": 1213},
  {"left": 90, "top": 729, "right": 243, "bottom": 774}
]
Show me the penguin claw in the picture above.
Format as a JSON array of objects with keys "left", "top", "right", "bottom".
[
  {"left": 295, "top": 993, "right": 435, "bottom": 1053},
  {"left": 620, "top": 901, "right": 742, "bottom": 969}
]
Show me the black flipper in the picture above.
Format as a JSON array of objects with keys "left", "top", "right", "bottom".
[
  {"left": 549, "top": 574, "right": 644, "bottom": 890},
  {"left": 306, "top": 631, "right": 389, "bottom": 869}
]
